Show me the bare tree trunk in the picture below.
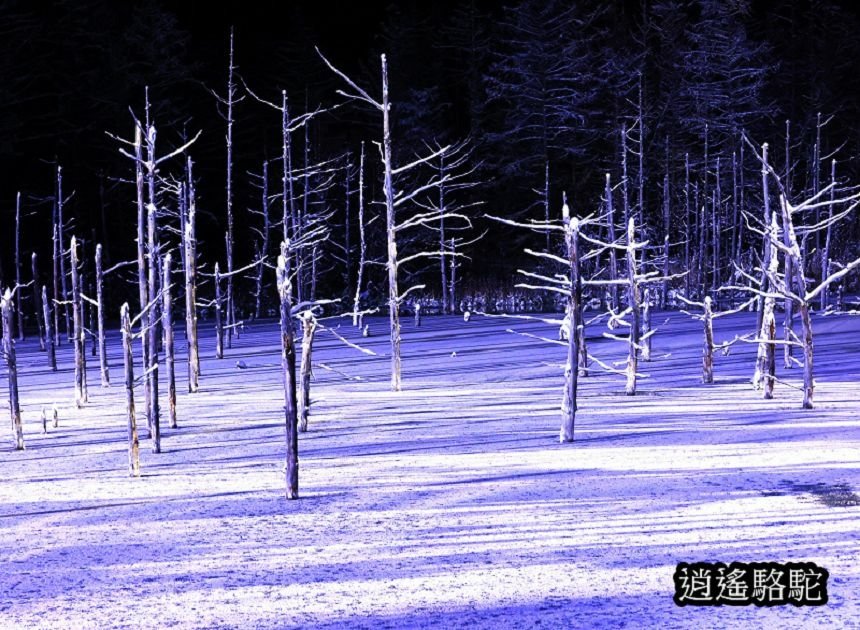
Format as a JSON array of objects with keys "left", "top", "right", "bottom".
[
  {"left": 163, "top": 254, "right": 176, "bottom": 429},
  {"left": 70, "top": 237, "right": 88, "bottom": 408},
  {"left": 782, "top": 139, "right": 795, "bottom": 369},
  {"left": 185, "top": 157, "right": 200, "bottom": 393},
  {"left": 310, "top": 244, "right": 318, "bottom": 303},
  {"left": 353, "top": 143, "right": 366, "bottom": 327},
  {"left": 87, "top": 265, "right": 97, "bottom": 358},
  {"left": 381, "top": 54, "right": 402, "bottom": 392},
  {"left": 254, "top": 160, "right": 270, "bottom": 320},
  {"left": 641, "top": 286, "right": 652, "bottom": 362},
  {"left": 449, "top": 237, "right": 457, "bottom": 312},
  {"left": 134, "top": 126, "right": 151, "bottom": 424},
  {"left": 14, "top": 192, "right": 24, "bottom": 340},
  {"left": 215, "top": 262, "right": 224, "bottom": 359},
  {"left": 754, "top": 143, "right": 772, "bottom": 388},
  {"left": 52, "top": 223, "right": 61, "bottom": 347},
  {"left": 625, "top": 218, "right": 640, "bottom": 396},
  {"left": 42, "top": 286, "right": 56, "bottom": 371},
  {"left": 95, "top": 244, "right": 109, "bottom": 386},
  {"left": 738, "top": 136, "right": 746, "bottom": 261},
  {"left": 759, "top": 216, "right": 779, "bottom": 398},
  {"left": 684, "top": 154, "right": 691, "bottom": 298},
  {"left": 344, "top": 154, "right": 353, "bottom": 295},
  {"left": 298, "top": 310, "right": 317, "bottom": 433},
  {"left": 225, "top": 28, "right": 237, "bottom": 351},
  {"left": 799, "top": 303, "right": 814, "bottom": 409},
  {"left": 57, "top": 167, "right": 71, "bottom": 342},
  {"left": 145, "top": 123, "right": 160, "bottom": 450},
  {"left": 731, "top": 150, "right": 740, "bottom": 271},
  {"left": 821, "top": 160, "right": 836, "bottom": 311},
  {"left": 277, "top": 242, "right": 299, "bottom": 499},
  {"left": 763, "top": 304, "right": 776, "bottom": 399},
  {"left": 661, "top": 172, "right": 670, "bottom": 308},
  {"left": 32, "top": 253, "right": 45, "bottom": 351},
  {"left": 605, "top": 173, "right": 618, "bottom": 310},
  {"left": 560, "top": 199, "right": 580, "bottom": 443},
  {"left": 2, "top": 289, "right": 25, "bottom": 450},
  {"left": 440, "top": 154, "right": 449, "bottom": 314},
  {"left": 702, "top": 296, "right": 714, "bottom": 384},
  {"left": 620, "top": 125, "right": 630, "bottom": 226},
  {"left": 121, "top": 303, "right": 140, "bottom": 476},
  {"left": 712, "top": 159, "right": 721, "bottom": 290},
  {"left": 636, "top": 72, "right": 645, "bottom": 228},
  {"left": 544, "top": 160, "right": 551, "bottom": 253}
]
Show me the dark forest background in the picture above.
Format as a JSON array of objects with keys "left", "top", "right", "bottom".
[{"left": 2, "top": 0, "right": 860, "bottom": 313}]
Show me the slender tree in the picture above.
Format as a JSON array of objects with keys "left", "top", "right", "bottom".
[
  {"left": 298, "top": 310, "right": 317, "bottom": 433},
  {"left": 277, "top": 242, "right": 299, "bottom": 499},
  {"left": 2, "top": 288, "right": 25, "bottom": 450},
  {"left": 121, "top": 303, "right": 141, "bottom": 476},
  {"left": 163, "top": 253, "right": 176, "bottom": 429},
  {"left": 319, "top": 49, "right": 473, "bottom": 390},
  {"left": 70, "top": 237, "right": 88, "bottom": 408},
  {"left": 42, "top": 286, "right": 56, "bottom": 371}
]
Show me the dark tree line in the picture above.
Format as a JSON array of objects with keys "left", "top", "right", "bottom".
[{"left": 2, "top": 0, "right": 860, "bottom": 310}]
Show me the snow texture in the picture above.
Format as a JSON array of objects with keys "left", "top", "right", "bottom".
[{"left": 1, "top": 311, "right": 859, "bottom": 628}]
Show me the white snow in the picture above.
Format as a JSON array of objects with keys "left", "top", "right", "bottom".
[{"left": 1, "top": 311, "right": 858, "bottom": 628}]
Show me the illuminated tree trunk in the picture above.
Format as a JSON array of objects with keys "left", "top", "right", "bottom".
[
  {"left": 381, "top": 54, "right": 402, "bottom": 392},
  {"left": 121, "top": 303, "right": 140, "bottom": 476},
  {"left": 70, "top": 237, "right": 88, "bottom": 408},
  {"left": 277, "top": 242, "right": 299, "bottom": 499},
  {"left": 42, "top": 286, "right": 56, "bottom": 371},
  {"left": 298, "top": 311, "right": 317, "bottom": 433},
  {"left": 2, "top": 289, "right": 24, "bottom": 450},
  {"left": 163, "top": 254, "right": 177, "bottom": 429},
  {"left": 185, "top": 158, "right": 200, "bottom": 392},
  {"left": 560, "top": 202, "right": 581, "bottom": 443},
  {"left": 215, "top": 262, "right": 224, "bottom": 359},
  {"left": 95, "top": 244, "right": 109, "bottom": 386}
]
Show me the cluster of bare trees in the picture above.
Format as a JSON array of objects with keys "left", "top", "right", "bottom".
[{"left": 5, "top": 29, "right": 860, "bottom": 514}]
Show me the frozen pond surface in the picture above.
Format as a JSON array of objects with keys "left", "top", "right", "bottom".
[{"left": 1, "top": 311, "right": 858, "bottom": 628}]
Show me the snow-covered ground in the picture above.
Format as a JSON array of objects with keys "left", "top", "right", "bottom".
[{"left": 1, "top": 311, "right": 858, "bottom": 629}]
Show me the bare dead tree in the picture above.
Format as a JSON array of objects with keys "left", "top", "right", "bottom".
[
  {"left": 95, "top": 244, "right": 109, "bottom": 386},
  {"left": 162, "top": 253, "right": 176, "bottom": 429},
  {"left": 42, "top": 286, "right": 56, "bottom": 371},
  {"left": 250, "top": 159, "right": 271, "bottom": 319},
  {"left": 641, "top": 287, "right": 652, "bottom": 362},
  {"left": 120, "top": 303, "right": 140, "bottom": 476},
  {"left": 277, "top": 242, "right": 299, "bottom": 499},
  {"left": 56, "top": 166, "right": 71, "bottom": 341},
  {"left": 604, "top": 173, "right": 619, "bottom": 310},
  {"left": 185, "top": 157, "right": 200, "bottom": 393},
  {"left": 14, "top": 193, "right": 24, "bottom": 340},
  {"left": 678, "top": 294, "right": 756, "bottom": 383},
  {"left": 298, "top": 310, "right": 317, "bottom": 433},
  {"left": 112, "top": 96, "right": 200, "bottom": 435},
  {"left": 319, "top": 49, "right": 476, "bottom": 390},
  {"left": 353, "top": 142, "right": 367, "bottom": 327},
  {"left": 2, "top": 288, "right": 24, "bottom": 450},
  {"left": 210, "top": 28, "right": 244, "bottom": 349},
  {"left": 70, "top": 237, "right": 88, "bottom": 408},
  {"left": 214, "top": 261, "right": 224, "bottom": 359},
  {"left": 733, "top": 136, "right": 860, "bottom": 408}
]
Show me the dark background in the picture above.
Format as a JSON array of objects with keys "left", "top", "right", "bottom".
[{"left": 2, "top": 0, "right": 860, "bottom": 313}]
